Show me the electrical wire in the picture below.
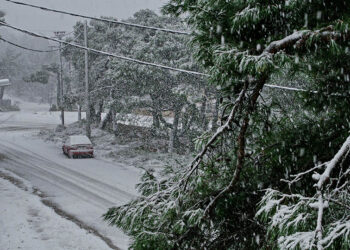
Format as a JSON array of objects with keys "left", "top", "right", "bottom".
[
  {"left": 0, "top": 21, "right": 310, "bottom": 92},
  {"left": 4, "top": 0, "right": 191, "bottom": 35},
  {"left": 264, "top": 84, "right": 309, "bottom": 92},
  {"left": 0, "top": 21, "right": 206, "bottom": 76},
  {"left": 0, "top": 31, "right": 83, "bottom": 52},
  {"left": 0, "top": 37, "right": 60, "bottom": 52}
]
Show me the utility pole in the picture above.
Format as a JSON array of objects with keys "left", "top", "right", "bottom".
[
  {"left": 54, "top": 31, "right": 66, "bottom": 126},
  {"left": 84, "top": 20, "right": 91, "bottom": 138}
]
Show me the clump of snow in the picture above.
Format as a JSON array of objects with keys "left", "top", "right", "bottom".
[
  {"left": 278, "top": 231, "right": 315, "bottom": 249},
  {"left": 68, "top": 135, "right": 92, "bottom": 146}
]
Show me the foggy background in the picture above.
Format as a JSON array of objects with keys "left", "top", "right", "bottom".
[
  {"left": 1, "top": 0, "right": 168, "bottom": 34},
  {"left": 0, "top": 0, "right": 168, "bottom": 103}
]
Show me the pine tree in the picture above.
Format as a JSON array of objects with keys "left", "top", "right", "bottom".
[{"left": 104, "top": 1, "right": 350, "bottom": 249}]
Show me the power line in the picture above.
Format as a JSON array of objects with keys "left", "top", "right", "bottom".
[
  {"left": 4, "top": 0, "right": 191, "bottom": 35},
  {"left": 0, "top": 21, "right": 206, "bottom": 76},
  {"left": 0, "top": 21, "right": 310, "bottom": 93},
  {"left": 264, "top": 84, "right": 309, "bottom": 92},
  {"left": 0, "top": 37, "right": 60, "bottom": 52},
  {"left": 0, "top": 30, "right": 83, "bottom": 53}
]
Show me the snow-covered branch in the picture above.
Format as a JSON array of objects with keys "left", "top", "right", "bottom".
[
  {"left": 182, "top": 81, "right": 249, "bottom": 189},
  {"left": 258, "top": 135, "right": 350, "bottom": 249},
  {"left": 264, "top": 26, "right": 346, "bottom": 55}
]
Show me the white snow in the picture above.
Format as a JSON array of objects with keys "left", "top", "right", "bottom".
[
  {"left": 68, "top": 135, "right": 92, "bottom": 146},
  {"left": 1, "top": 95, "right": 171, "bottom": 129},
  {"left": 0, "top": 177, "right": 111, "bottom": 250},
  {"left": 0, "top": 98, "right": 86, "bottom": 130},
  {"left": 316, "top": 135, "right": 350, "bottom": 189},
  {"left": 0, "top": 98, "right": 143, "bottom": 249}
]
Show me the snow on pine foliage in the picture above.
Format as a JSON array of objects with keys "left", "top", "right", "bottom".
[
  {"left": 258, "top": 136, "right": 350, "bottom": 249},
  {"left": 104, "top": 1, "right": 350, "bottom": 249}
]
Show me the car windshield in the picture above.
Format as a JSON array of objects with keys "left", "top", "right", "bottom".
[{"left": 69, "top": 136, "right": 92, "bottom": 146}]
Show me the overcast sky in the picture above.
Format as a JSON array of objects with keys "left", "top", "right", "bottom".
[{"left": 1, "top": 0, "right": 168, "bottom": 35}]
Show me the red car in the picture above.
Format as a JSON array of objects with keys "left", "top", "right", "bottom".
[{"left": 62, "top": 135, "right": 94, "bottom": 158}]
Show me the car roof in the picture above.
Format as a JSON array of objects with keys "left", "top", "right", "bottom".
[{"left": 69, "top": 135, "right": 92, "bottom": 145}]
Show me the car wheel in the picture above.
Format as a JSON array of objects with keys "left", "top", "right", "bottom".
[{"left": 68, "top": 151, "right": 73, "bottom": 159}]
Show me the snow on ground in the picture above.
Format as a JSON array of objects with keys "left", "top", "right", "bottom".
[
  {"left": 38, "top": 121, "right": 191, "bottom": 170},
  {"left": 2, "top": 95, "right": 173, "bottom": 129},
  {"left": 0, "top": 99, "right": 86, "bottom": 130},
  {"left": 0, "top": 130, "right": 139, "bottom": 249},
  {"left": 0, "top": 97, "right": 191, "bottom": 250},
  {"left": 0, "top": 176, "right": 111, "bottom": 250},
  {"left": 0, "top": 99, "right": 140, "bottom": 249}
]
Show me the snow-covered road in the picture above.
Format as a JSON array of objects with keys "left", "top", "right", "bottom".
[
  {"left": 0, "top": 100, "right": 141, "bottom": 250},
  {"left": 0, "top": 177, "right": 111, "bottom": 250}
]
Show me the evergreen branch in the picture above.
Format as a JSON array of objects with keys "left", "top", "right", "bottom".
[
  {"left": 182, "top": 81, "right": 249, "bottom": 190},
  {"left": 204, "top": 76, "right": 267, "bottom": 216},
  {"left": 264, "top": 25, "right": 348, "bottom": 55},
  {"left": 313, "top": 136, "right": 350, "bottom": 248},
  {"left": 328, "top": 198, "right": 350, "bottom": 212},
  {"left": 281, "top": 163, "right": 327, "bottom": 186},
  {"left": 262, "top": 136, "right": 350, "bottom": 249}
]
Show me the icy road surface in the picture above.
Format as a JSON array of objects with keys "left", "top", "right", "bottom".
[{"left": 0, "top": 100, "right": 141, "bottom": 250}]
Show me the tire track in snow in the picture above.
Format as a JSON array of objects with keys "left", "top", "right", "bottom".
[
  {"left": 0, "top": 139, "right": 136, "bottom": 200},
  {"left": 0, "top": 170, "right": 121, "bottom": 250},
  {"left": 0, "top": 139, "right": 138, "bottom": 250}
]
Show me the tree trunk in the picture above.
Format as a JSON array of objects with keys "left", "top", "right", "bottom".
[
  {"left": 168, "top": 128, "right": 174, "bottom": 154},
  {"left": 89, "top": 104, "right": 96, "bottom": 124},
  {"left": 96, "top": 100, "right": 103, "bottom": 124},
  {"left": 78, "top": 104, "right": 82, "bottom": 122},
  {"left": 0, "top": 87, "right": 4, "bottom": 100},
  {"left": 200, "top": 90, "right": 208, "bottom": 131},
  {"left": 100, "top": 108, "right": 112, "bottom": 130},
  {"left": 212, "top": 94, "right": 220, "bottom": 132},
  {"left": 152, "top": 110, "right": 160, "bottom": 129},
  {"left": 150, "top": 94, "right": 162, "bottom": 130},
  {"left": 169, "top": 108, "right": 180, "bottom": 153},
  {"left": 111, "top": 108, "right": 118, "bottom": 136}
]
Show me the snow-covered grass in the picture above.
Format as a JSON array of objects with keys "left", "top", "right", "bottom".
[
  {"left": 3, "top": 95, "right": 190, "bottom": 170},
  {"left": 0, "top": 174, "right": 111, "bottom": 250}
]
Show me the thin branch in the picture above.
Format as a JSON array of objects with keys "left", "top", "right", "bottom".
[
  {"left": 204, "top": 76, "right": 267, "bottom": 216},
  {"left": 281, "top": 163, "right": 326, "bottom": 186},
  {"left": 182, "top": 82, "right": 249, "bottom": 190},
  {"left": 313, "top": 135, "right": 350, "bottom": 249},
  {"left": 264, "top": 26, "right": 346, "bottom": 54}
]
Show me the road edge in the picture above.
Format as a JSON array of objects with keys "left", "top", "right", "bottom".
[{"left": 0, "top": 170, "right": 121, "bottom": 250}]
